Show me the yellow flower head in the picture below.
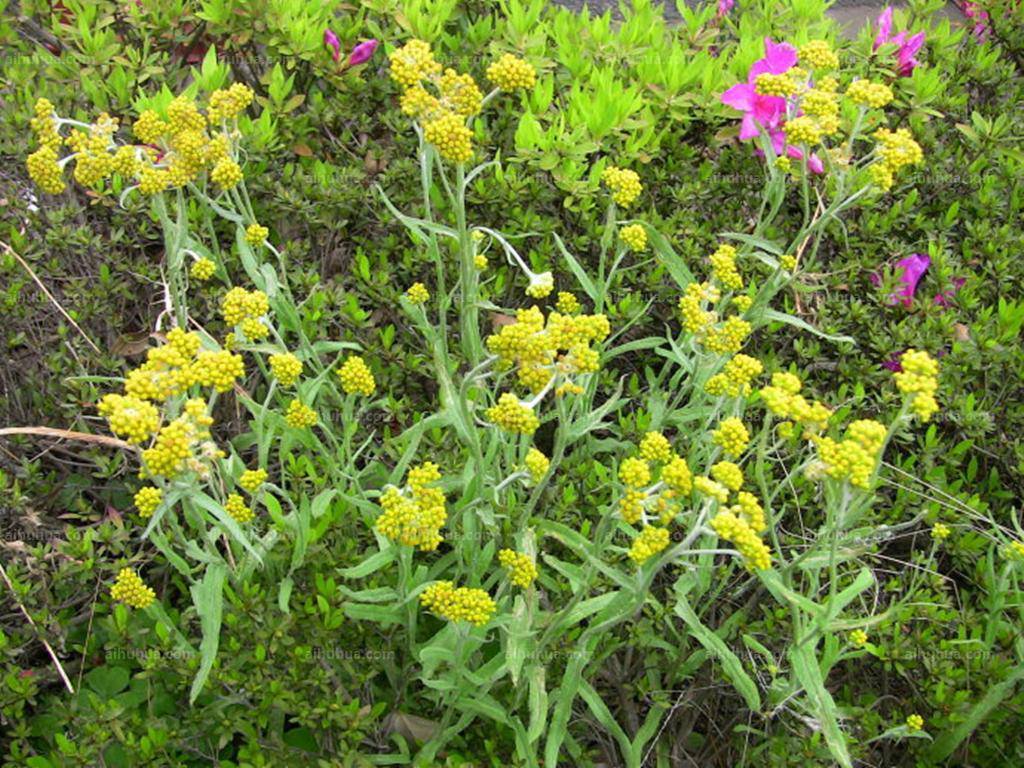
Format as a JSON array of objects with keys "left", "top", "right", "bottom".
[
  {"left": 190, "top": 257, "right": 216, "bottom": 281},
  {"left": 225, "top": 492, "right": 254, "bottom": 524},
  {"left": 639, "top": 431, "right": 672, "bottom": 463},
  {"left": 798, "top": 40, "right": 839, "bottom": 70},
  {"left": 601, "top": 166, "right": 642, "bottom": 208},
  {"left": 245, "top": 223, "right": 269, "bottom": 246},
  {"left": 420, "top": 581, "right": 495, "bottom": 626},
  {"left": 338, "top": 356, "right": 376, "bottom": 396},
  {"left": 423, "top": 111, "right": 473, "bottom": 163},
  {"left": 285, "top": 399, "right": 318, "bottom": 429},
  {"left": 269, "top": 352, "right": 303, "bottom": 387},
  {"left": 619, "top": 456, "right": 652, "bottom": 488},
  {"left": 377, "top": 462, "right": 448, "bottom": 551},
  {"left": 906, "top": 714, "right": 924, "bottom": 733},
  {"left": 239, "top": 468, "right": 268, "bottom": 493},
  {"left": 111, "top": 567, "right": 156, "bottom": 609},
  {"left": 850, "top": 629, "right": 868, "bottom": 646},
  {"left": 619, "top": 223, "right": 647, "bottom": 252},
  {"left": 628, "top": 526, "right": 670, "bottom": 565},
  {"left": 133, "top": 486, "right": 163, "bottom": 518},
  {"left": 498, "top": 549, "right": 538, "bottom": 587},
  {"left": 486, "top": 393, "right": 540, "bottom": 435},
  {"left": 389, "top": 39, "right": 441, "bottom": 88},
  {"left": 712, "top": 417, "right": 750, "bottom": 457},
  {"left": 524, "top": 447, "right": 550, "bottom": 483},
  {"left": 406, "top": 282, "right": 430, "bottom": 304},
  {"left": 710, "top": 511, "right": 772, "bottom": 570},
  {"left": 486, "top": 54, "right": 536, "bottom": 91}
]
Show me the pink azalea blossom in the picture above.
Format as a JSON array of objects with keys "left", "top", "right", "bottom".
[
  {"left": 870, "top": 253, "right": 930, "bottom": 306},
  {"left": 717, "top": 0, "right": 735, "bottom": 16},
  {"left": 349, "top": 39, "right": 379, "bottom": 66},
  {"left": 873, "top": 7, "right": 925, "bottom": 76},
  {"left": 721, "top": 39, "right": 823, "bottom": 173},
  {"left": 324, "top": 29, "right": 342, "bottom": 62}
]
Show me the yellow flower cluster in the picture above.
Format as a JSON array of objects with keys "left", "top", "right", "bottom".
[
  {"left": 376, "top": 462, "right": 447, "bottom": 551},
  {"left": 906, "top": 714, "right": 924, "bottom": 733},
  {"left": 423, "top": 113, "right": 473, "bottom": 163},
  {"left": 704, "top": 315, "right": 753, "bottom": 354},
  {"left": 225, "top": 493, "right": 254, "bottom": 524},
  {"left": 846, "top": 79, "right": 894, "bottom": 108},
  {"left": 628, "top": 526, "right": 670, "bottom": 565},
  {"left": 420, "top": 581, "right": 496, "bottom": 627},
  {"left": 406, "top": 282, "right": 430, "bottom": 304},
  {"left": 694, "top": 476, "right": 730, "bottom": 504},
  {"left": 754, "top": 73, "right": 800, "bottom": 98},
  {"left": 524, "top": 447, "right": 550, "bottom": 483},
  {"left": 711, "top": 417, "right": 750, "bottom": 457},
  {"left": 239, "top": 468, "right": 268, "bottom": 493},
  {"left": 485, "top": 305, "right": 610, "bottom": 395},
  {"left": 486, "top": 393, "right": 540, "bottom": 435},
  {"left": 556, "top": 292, "right": 579, "bottom": 314},
  {"left": 780, "top": 254, "right": 798, "bottom": 272},
  {"left": 784, "top": 116, "right": 824, "bottom": 146},
  {"left": 207, "top": 83, "right": 256, "bottom": 122},
  {"left": 798, "top": 40, "right": 840, "bottom": 70},
  {"left": 98, "top": 394, "right": 161, "bottom": 444},
  {"left": 868, "top": 128, "right": 923, "bottom": 191},
  {"left": 759, "top": 372, "right": 831, "bottom": 433},
  {"left": 1006, "top": 541, "right": 1024, "bottom": 561},
  {"left": 893, "top": 349, "right": 939, "bottom": 421},
  {"left": 710, "top": 510, "right": 772, "bottom": 570},
  {"left": 709, "top": 243, "right": 743, "bottom": 291},
  {"left": 285, "top": 399, "right": 318, "bottom": 429},
  {"left": 601, "top": 166, "right": 643, "bottom": 207},
  {"left": 221, "top": 287, "right": 270, "bottom": 341},
  {"left": 140, "top": 399, "right": 220, "bottom": 479},
  {"left": 498, "top": 549, "right": 538, "bottom": 587},
  {"left": 190, "top": 257, "right": 216, "bottom": 281},
  {"left": 931, "top": 522, "right": 950, "bottom": 540},
  {"left": 486, "top": 53, "right": 537, "bottom": 91},
  {"left": 705, "top": 354, "right": 764, "bottom": 397},
  {"left": 711, "top": 461, "right": 744, "bottom": 491},
  {"left": 639, "top": 431, "right": 672, "bottom": 463},
  {"left": 619, "top": 224, "right": 647, "bottom": 252},
  {"left": 388, "top": 40, "right": 505, "bottom": 164},
  {"left": 29, "top": 86, "right": 254, "bottom": 198},
  {"left": 678, "top": 282, "right": 719, "bottom": 333},
  {"left": 526, "top": 271, "right": 554, "bottom": 299},
  {"left": 617, "top": 433, "right": 692, "bottom": 526},
  {"left": 850, "top": 629, "right": 868, "bottom": 646},
  {"left": 812, "top": 419, "right": 887, "bottom": 488},
  {"left": 133, "top": 486, "right": 162, "bottom": 518},
  {"left": 245, "top": 223, "right": 269, "bottom": 246},
  {"left": 269, "top": 352, "right": 303, "bottom": 387},
  {"left": 338, "top": 355, "right": 376, "bottom": 396},
  {"left": 111, "top": 567, "right": 156, "bottom": 608},
  {"left": 122, "top": 328, "right": 201, "bottom": 400}
]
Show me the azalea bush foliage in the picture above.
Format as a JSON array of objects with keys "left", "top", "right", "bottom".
[{"left": 3, "top": 0, "right": 1024, "bottom": 766}]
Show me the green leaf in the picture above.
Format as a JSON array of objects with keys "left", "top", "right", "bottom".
[
  {"left": 790, "top": 643, "right": 852, "bottom": 768},
  {"left": 189, "top": 563, "right": 226, "bottom": 704},
  {"left": 927, "top": 664, "right": 1024, "bottom": 762},
  {"left": 552, "top": 233, "right": 598, "bottom": 301},
  {"left": 674, "top": 592, "right": 761, "bottom": 711},
  {"left": 760, "top": 309, "right": 855, "bottom": 345},
  {"left": 339, "top": 548, "right": 395, "bottom": 579}
]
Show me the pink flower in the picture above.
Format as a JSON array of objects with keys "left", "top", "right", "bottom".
[
  {"left": 871, "top": 253, "right": 930, "bottom": 306},
  {"left": 349, "top": 39, "right": 379, "bottom": 66},
  {"left": 324, "top": 29, "right": 342, "bottom": 62},
  {"left": 721, "top": 39, "right": 825, "bottom": 174},
  {"left": 873, "top": 7, "right": 925, "bottom": 76},
  {"left": 717, "top": 0, "right": 735, "bottom": 16},
  {"left": 934, "top": 277, "right": 966, "bottom": 306},
  {"left": 720, "top": 38, "right": 796, "bottom": 140}
]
